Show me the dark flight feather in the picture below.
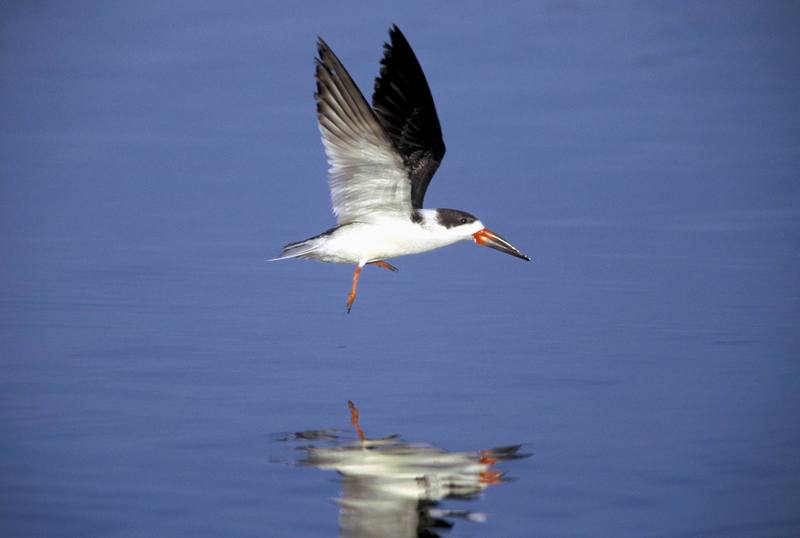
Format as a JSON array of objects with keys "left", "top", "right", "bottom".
[{"left": 372, "top": 25, "right": 446, "bottom": 209}]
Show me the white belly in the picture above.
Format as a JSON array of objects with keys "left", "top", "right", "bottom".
[{"left": 315, "top": 218, "right": 464, "bottom": 264}]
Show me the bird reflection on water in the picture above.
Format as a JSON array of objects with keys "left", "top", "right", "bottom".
[{"left": 277, "top": 401, "right": 528, "bottom": 537}]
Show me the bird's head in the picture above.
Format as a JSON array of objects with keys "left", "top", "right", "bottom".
[{"left": 434, "top": 209, "right": 530, "bottom": 261}]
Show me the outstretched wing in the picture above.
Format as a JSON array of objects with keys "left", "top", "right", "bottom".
[
  {"left": 372, "top": 25, "right": 446, "bottom": 209},
  {"left": 315, "top": 38, "right": 412, "bottom": 224}
]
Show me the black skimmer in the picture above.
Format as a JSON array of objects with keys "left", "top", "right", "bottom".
[{"left": 272, "top": 26, "right": 530, "bottom": 312}]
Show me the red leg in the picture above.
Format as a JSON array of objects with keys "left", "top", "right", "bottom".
[
  {"left": 367, "top": 260, "right": 398, "bottom": 272},
  {"left": 345, "top": 265, "right": 362, "bottom": 313}
]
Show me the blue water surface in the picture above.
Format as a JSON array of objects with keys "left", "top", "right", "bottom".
[{"left": 2, "top": 2, "right": 799, "bottom": 536}]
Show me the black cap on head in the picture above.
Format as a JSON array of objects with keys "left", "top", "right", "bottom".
[{"left": 435, "top": 208, "right": 478, "bottom": 228}]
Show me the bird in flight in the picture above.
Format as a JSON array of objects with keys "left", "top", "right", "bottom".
[{"left": 272, "top": 25, "right": 530, "bottom": 312}]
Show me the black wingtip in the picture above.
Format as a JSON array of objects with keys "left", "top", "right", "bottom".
[
  {"left": 388, "top": 24, "right": 409, "bottom": 46},
  {"left": 316, "top": 36, "right": 332, "bottom": 60},
  {"left": 381, "top": 25, "right": 401, "bottom": 58}
]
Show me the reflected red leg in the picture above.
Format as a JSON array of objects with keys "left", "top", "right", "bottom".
[{"left": 348, "top": 400, "right": 366, "bottom": 442}]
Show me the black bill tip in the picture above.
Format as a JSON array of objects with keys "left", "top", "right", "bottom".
[{"left": 473, "top": 228, "right": 530, "bottom": 261}]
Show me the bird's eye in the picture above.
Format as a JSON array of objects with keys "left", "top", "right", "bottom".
[{"left": 460, "top": 218, "right": 467, "bottom": 224}]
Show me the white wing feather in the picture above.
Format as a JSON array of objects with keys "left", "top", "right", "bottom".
[{"left": 316, "top": 39, "right": 412, "bottom": 224}]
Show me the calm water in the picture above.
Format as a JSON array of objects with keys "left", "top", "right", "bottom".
[{"left": 2, "top": 2, "right": 799, "bottom": 536}]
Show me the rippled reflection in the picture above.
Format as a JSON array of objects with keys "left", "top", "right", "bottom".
[{"left": 277, "top": 401, "right": 528, "bottom": 537}]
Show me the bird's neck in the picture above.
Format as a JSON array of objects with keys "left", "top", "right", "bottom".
[{"left": 414, "top": 208, "right": 440, "bottom": 227}]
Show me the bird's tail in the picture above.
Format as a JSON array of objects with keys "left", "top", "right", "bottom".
[
  {"left": 269, "top": 225, "right": 344, "bottom": 261},
  {"left": 268, "top": 236, "right": 322, "bottom": 261}
]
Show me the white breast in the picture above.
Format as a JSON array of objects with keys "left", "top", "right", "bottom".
[{"left": 315, "top": 215, "right": 467, "bottom": 265}]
